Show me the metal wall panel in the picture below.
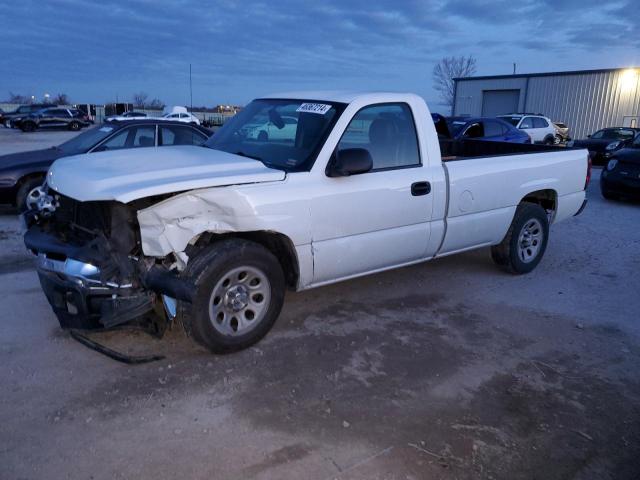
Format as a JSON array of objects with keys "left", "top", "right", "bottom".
[{"left": 453, "top": 69, "right": 640, "bottom": 139}]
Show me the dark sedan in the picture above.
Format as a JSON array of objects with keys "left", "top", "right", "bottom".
[
  {"left": 15, "top": 107, "right": 92, "bottom": 132},
  {"left": 0, "top": 120, "right": 213, "bottom": 209},
  {"left": 569, "top": 127, "right": 640, "bottom": 165},
  {"left": 0, "top": 104, "right": 57, "bottom": 128},
  {"left": 600, "top": 134, "right": 640, "bottom": 201},
  {"left": 432, "top": 114, "right": 531, "bottom": 143}
]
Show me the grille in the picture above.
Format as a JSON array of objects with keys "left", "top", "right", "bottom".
[{"left": 54, "top": 194, "right": 112, "bottom": 236}]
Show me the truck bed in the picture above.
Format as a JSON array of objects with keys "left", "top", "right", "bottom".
[{"left": 439, "top": 138, "right": 567, "bottom": 161}]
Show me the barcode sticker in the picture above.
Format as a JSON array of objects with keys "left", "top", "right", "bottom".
[{"left": 296, "top": 103, "right": 332, "bottom": 115}]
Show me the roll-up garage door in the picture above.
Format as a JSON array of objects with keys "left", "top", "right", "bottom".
[{"left": 481, "top": 89, "right": 520, "bottom": 116}]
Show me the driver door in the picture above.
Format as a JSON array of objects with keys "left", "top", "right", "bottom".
[{"left": 310, "top": 103, "right": 434, "bottom": 284}]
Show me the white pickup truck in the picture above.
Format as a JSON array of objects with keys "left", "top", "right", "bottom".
[{"left": 24, "top": 92, "right": 589, "bottom": 353}]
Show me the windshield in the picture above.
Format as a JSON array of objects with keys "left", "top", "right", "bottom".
[
  {"left": 57, "top": 124, "right": 118, "bottom": 154},
  {"left": 500, "top": 116, "right": 521, "bottom": 127},
  {"left": 204, "top": 99, "right": 345, "bottom": 171},
  {"left": 633, "top": 133, "right": 640, "bottom": 147}
]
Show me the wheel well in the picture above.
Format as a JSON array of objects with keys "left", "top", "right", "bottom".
[
  {"left": 191, "top": 231, "right": 299, "bottom": 289},
  {"left": 521, "top": 189, "right": 557, "bottom": 215},
  {"left": 17, "top": 172, "right": 45, "bottom": 190}
]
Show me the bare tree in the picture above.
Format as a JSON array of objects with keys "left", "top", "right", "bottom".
[
  {"left": 147, "top": 98, "right": 165, "bottom": 109},
  {"left": 433, "top": 55, "right": 477, "bottom": 112},
  {"left": 52, "top": 93, "right": 69, "bottom": 104},
  {"left": 132, "top": 92, "right": 149, "bottom": 107},
  {"left": 8, "top": 92, "right": 33, "bottom": 104}
]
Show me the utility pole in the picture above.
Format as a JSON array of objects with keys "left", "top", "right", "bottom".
[
  {"left": 513, "top": 63, "right": 516, "bottom": 75},
  {"left": 189, "top": 63, "right": 193, "bottom": 113}
]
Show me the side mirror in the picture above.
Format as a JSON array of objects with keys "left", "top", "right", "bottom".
[
  {"left": 327, "top": 148, "right": 373, "bottom": 177},
  {"left": 587, "top": 134, "right": 591, "bottom": 138}
]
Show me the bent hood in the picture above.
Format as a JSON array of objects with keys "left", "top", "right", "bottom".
[{"left": 47, "top": 146, "right": 286, "bottom": 203}]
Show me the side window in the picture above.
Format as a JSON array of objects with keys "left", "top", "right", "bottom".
[
  {"left": 337, "top": 103, "right": 420, "bottom": 170},
  {"left": 520, "top": 117, "right": 534, "bottom": 129},
  {"left": 532, "top": 117, "right": 549, "bottom": 128},
  {"left": 160, "top": 125, "right": 207, "bottom": 146},
  {"left": 482, "top": 121, "right": 503, "bottom": 137},
  {"left": 132, "top": 126, "right": 156, "bottom": 147},
  {"left": 98, "top": 129, "right": 130, "bottom": 150},
  {"left": 463, "top": 122, "right": 484, "bottom": 138},
  {"left": 591, "top": 130, "right": 604, "bottom": 139}
]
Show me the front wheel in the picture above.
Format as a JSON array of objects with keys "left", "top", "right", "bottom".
[
  {"left": 68, "top": 121, "right": 80, "bottom": 131},
  {"left": 178, "top": 239, "right": 285, "bottom": 353},
  {"left": 491, "top": 202, "right": 549, "bottom": 274},
  {"left": 21, "top": 122, "right": 36, "bottom": 132}
]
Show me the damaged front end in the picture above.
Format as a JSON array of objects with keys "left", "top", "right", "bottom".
[{"left": 23, "top": 186, "right": 190, "bottom": 332}]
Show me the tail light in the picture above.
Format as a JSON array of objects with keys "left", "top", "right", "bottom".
[{"left": 585, "top": 153, "right": 593, "bottom": 189}]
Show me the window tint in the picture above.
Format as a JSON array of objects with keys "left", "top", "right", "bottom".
[
  {"left": 48, "top": 109, "right": 70, "bottom": 116},
  {"left": 591, "top": 130, "right": 604, "bottom": 139},
  {"left": 160, "top": 125, "right": 207, "bottom": 146},
  {"left": 519, "top": 117, "right": 534, "bottom": 129},
  {"left": 483, "top": 120, "right": 504, "bottom": 137},
  {"left": 532, "top": 117, "right": 549, "bottom": 128},
  {"left": 179, "top": 113, "right": 188, "bottom": 118},
  {"left": 338, "top": 103, "right": 420, "bottom": 170}
]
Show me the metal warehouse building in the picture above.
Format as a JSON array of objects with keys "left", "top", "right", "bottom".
[{"left": 453, "top": 67, "right": 640, "bottom": 139}]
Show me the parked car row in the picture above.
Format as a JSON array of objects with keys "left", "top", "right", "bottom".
[{"left": 0, "top": 120, "right": 213, "bottom": 209}]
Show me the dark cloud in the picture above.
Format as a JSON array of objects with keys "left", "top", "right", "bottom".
[{"left": 0, "top": 0, "right": 637, "bottom": 105}]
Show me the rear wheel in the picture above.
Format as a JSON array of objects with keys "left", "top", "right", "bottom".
[
  {"left": 543, "top": 135, "right": 555, "bottom": 145},
  {"left": 68, "top": 121, "right": 80, "bottom": 131},
  {"left": 491, "top": 202, "right": 549, "bottom": 274},
  {"left": 178, "top": 238, "right": 285, "bottom": 353}
]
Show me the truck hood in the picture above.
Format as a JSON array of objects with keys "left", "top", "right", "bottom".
[{"left": 47, "top": 145, "right": 286, "bottom": 203}]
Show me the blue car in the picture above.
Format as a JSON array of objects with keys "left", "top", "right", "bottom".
[{"left": 432, "top": 114, "right": 531, "bottom": 143}]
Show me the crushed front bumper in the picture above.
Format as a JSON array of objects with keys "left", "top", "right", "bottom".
[{"left": 34, "top": 252, "right": 154, "bottom": 330}]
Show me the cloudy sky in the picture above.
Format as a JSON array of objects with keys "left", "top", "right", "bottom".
[{"left": 1, "top": 0, "right": 638, "bottom": 107}]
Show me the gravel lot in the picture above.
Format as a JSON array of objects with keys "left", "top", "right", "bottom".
[{"left": 1, "top": 128, "right": 639, "bottom": 479}]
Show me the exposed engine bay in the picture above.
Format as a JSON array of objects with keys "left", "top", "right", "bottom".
[{"left": 23, "top": 185, "right": 191, "bottom": 333}]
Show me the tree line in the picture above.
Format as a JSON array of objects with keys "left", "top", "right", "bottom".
[{"left": 4, "top": 91, "right": 165, "bottom": 109}]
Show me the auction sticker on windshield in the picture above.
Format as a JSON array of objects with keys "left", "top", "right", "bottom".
[{"left": 296, "top": 103, "right": 332, "bottom": 115}]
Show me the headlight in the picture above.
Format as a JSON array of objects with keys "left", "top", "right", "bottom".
[
  {"left": 606, "top": 141, "right": 621, "bottom": 151},
  {"left": 607, "top": 159, "right": 618, "bottom": 171},
  {"left": 567, "top": 140, "right": 574, "bottom": 147}
]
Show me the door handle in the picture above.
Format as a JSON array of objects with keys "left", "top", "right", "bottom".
[{"left": 411, "top": 181, "right": 431, "bottom": 196}]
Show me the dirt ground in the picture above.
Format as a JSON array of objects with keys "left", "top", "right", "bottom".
[{"left": 1, "top": 128, "right": 639, "bottom": 479}]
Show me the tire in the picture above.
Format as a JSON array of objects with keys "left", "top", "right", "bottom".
[
  {"left": 543, "top": 135, "right": 555, "bottom": 145},
  {"left": 555, "top": 134, "right": 562, "bottom": 145},
  {"left": 21, "top": 122, "right": 36, "bottom": 132},
  {"left": 257, "top": 130, "right": 268, "bottom": 141},
  {"left": 601, "top": 188, "right": 618, "bottom": 201},
  {"left": 68, "top": 121, "right": 80, "bottom": 131},
  {"left": 491, "top": 202, "right": 549, "bottom": 274},
  {"left": 178, "top": 238, "right": 285, "bottom": 353},
  {"left": 16, "top": 176, "right": 45, "bottom": 212}
]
